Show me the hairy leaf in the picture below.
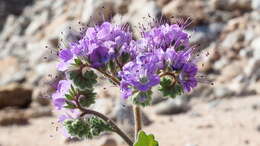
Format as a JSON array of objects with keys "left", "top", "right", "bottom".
[
  {"left": 134, "top": 131, "right": 159, "bottom": 146},
  {"left": 159, "top": 77, "right": 183, "bottom": 98},
  {"left": 68, "top": 70, "right": 97, "bottom": 90},
  {"left": 64, "top": 101, "right": 76, "bottom": 109},
  {"left": 64, "top": 119, "right": 92, "bottom": 138},
  {"left": 79, "top": 89, "right": 96, "bottom": 108},
  {"left": 64, "top": 117, "right": 113, "bottom": 139},
  {"left": 132, "top": 90, "right": 152, "bottom": 107},
  {"left": 88, "top": 116, "right": 113, "bottom": 136}
]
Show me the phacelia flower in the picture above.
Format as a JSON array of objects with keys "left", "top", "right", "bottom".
[
  {"left": 119, "top": 53, "right": 160, "bottom": 98},
  {"left": 143, "top": 23, "right": 190, "bottom": 51},
  {"left": 69, "top": 22, "right": 132, "bottom": 68},
  {"left": 179, "top": 63, "right": 198, "bottom": 92},
  {"left": 52, "top": 80, "right": 72, "bottom": 110},
  {"left": 57, "top": 49, "right": 75, "bottom": 71},
  {"left": 120, "top": 81, "right": 133, "bottom": 99},
  {"left": 164, "top": 48, "right": 198, "bottom": 92},
  {"left": 165, "top": 48, "right": 192, "bottom": 70}
]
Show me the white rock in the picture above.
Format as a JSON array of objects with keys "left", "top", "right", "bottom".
[
  {"left": 214, "top": 86, "right": 234, "bottom": 98},
  {"left": 81, "top": 0, "right": 115, "bottom": 24},
  {"left": 127, "top": 0, "right": 160, "bottom": 37},
  {"left": 91, "top": 98, "right": 114, "bottom": 115},
  {"left": 211, "top": 0, "right": 252, "bottom": 11},
  {"left": 98, "top": 137, "right": 117, "bottom": 146},
  {"left": 214, "top": 58, "right": 229, "bottom": 70},
  {"left": 27, "top": 42, "right": 50, "bottom": 65},
  {"left": 25, "top": 11, "right": 49, "bottom": 35},
  {"left": 254, "top": 81, "right": 260, "bottom": 94},
  {"left": 0, "top": 57, "right": 26, "bottom": 86},
  {"left": 35, "top": 62, "right": 57, "bottom": 77},
  {"left": 245, "top": 59, "right": 260, "bottom": 77},
  {"left": 221, "top": 31, "right": 243, "bottom": 49},
  {"left": 2, "top": 35, "right": 27, "bottom": 58},
  {"left": 244, "top": 37, "right": 260, "bottom": 78},
  {"left": 154, "top": 96, "right": 190, "bottom": 115},
  {"left": 0, "top": 15, "right": 17, "bottom": 41},
  {"left": 46, "top": 20, "right": 80, "bottom": 48},
  {"left": 251, "top": 37, "right": 260, "bottom": 59},
  {"left": 252, "top": 0, "right": 260, "bottom": 10}
]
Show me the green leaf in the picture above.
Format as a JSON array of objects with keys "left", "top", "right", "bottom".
[
  {"left": 64, "top": 117, "right": 113, "bottom": 139},
  {"left": 175, "top": 45, "right": 185, "bottom": 51},
  {"left": 68, "top": 69, "right": 97, "bottom": 90},
  {"left": 88, "top": 116, "right": 113, "bottom": 136},
  {"left": 119, "top": 53, "right": 130, "bottom": 65},
  {"left": 134, "top": 131, "right": 159, "bottom": 146},
  {"left": 64, "top": 119, "right": 92, "bottom": 138},
  {"left": 159, "top": 77, "right": 183, "bottom": 99},
  {"left": 132, "top": 90, "right": 152, "bottom": 107},
  {"left": 70, "top": 85, "right": 77, "bottom": 95},
  {"left": 64, "top": 101, "right": 76, "bottom": 109},
  {"left": 79, "top": 89, "right": 96, "bottom": 108},
  {"left": 74, "top": 58, "right": 83, "bottom": 66},
  {"left": 65, "top": 94, "right": 74, "bottom": 100},
  {"left": 108, "top": 60, "right": 116, "bottom": 73}
]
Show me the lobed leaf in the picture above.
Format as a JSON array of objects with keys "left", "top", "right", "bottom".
[
  {"left": 88, "top": 116, "right": 113, "bottom": 136},
  {"left": 78, "top": 89, "right": 96, "bottom": 108},
  {"left": 134, "top": 131, "right": 159, "bottom": 146},
  {"left": 64, "top": 117, "right": 113, "bottom": 139},
  {"left": 159, "top": 77, "right": 183, "bottom": 98},
  {"left": 68, "top": 70, "right": 97, "bottom": 90},
  {"left": 132, "top": 90, "right": 152, "bottom": 107}
]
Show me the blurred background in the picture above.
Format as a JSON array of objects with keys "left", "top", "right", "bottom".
[{"left": 0, "top": 0, "right": 260, "bottom": 146}]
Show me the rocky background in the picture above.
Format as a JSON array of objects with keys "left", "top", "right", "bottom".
[{"left": 0, "top": 0, "right": 260, "bottom": 146}]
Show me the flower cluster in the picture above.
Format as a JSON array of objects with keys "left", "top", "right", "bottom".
[
  {"left": 51, "top": 21, "right": 199, "bottom": 139},
  {"left": 118, "top": 53, "right": 161, "bottom": 99},
  {"left": 57, "top": 22, "right": 132, "bottom": 71},
  {"left": 142, "top": 23, "right": 190, "bottom": 51},
  {"left": 118, "top": 24, "right": 197, "bottom": 101}
]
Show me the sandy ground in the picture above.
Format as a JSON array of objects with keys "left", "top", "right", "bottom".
[{"left": 0, "top": 95, "right": 260, "bottom": 146}]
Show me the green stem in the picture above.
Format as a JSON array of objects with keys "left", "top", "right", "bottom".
[
  {"left": 96, "top": 68, "right": 120, "bottom": 85},
  {"left": 76, "top": 99, "right": 133, "bottom": 146},
  {"left": 133, "top": 105, "right": 142, "bottom": 140},
  {"left": 83, "top": 64, "right": 120, "bottom": 85},
  {"left": 79, "top": 109, "right": 133, "bottom": 146}
]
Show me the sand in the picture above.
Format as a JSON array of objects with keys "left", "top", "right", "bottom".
[{"left": 0, "top": 95, "right": 260, "bottom": 146}]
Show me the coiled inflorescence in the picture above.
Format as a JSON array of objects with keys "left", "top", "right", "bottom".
[{"left": 51, "top": 21, "right": 199, "bottom": 138}]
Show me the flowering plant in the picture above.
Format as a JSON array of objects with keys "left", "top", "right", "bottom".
[{"left": 51, "top": 21, "right": 199, "bottom": 145}]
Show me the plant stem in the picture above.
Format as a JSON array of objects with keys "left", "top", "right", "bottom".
[
  {"left": 159, "top": 71, "right": 176, "bottom": 78},
  {"left": 115, "top": 57, "right": 123, "bottom": 71},
  {"left": 79, "top": 107, "right": 133, "bottom": 146},
  {"left": 133, "top": 105, "right": 142, "bottom": 140},
  {"left": 84, "top": 64, "right": 120, "bottom": 85},
  {"left": 75, "top": 95, "right": 133, "bottom": 146},
  {"left": 96, "top": 68, "right": 120, "bottom": 85},
  {"left": 159, "top": 71, "right": 179, "bottom": 85}
]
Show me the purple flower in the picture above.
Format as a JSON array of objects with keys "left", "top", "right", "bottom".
[
  {"left": 179, "top": 63, "right": 198, "bottom": 92},
  {"left": 58, "top": 109, "right": 81, "bottom": 122},
  {"left": 136, "top": 52, "right": 163, "bottom": 71},
  {"left": 69, "top": 22, "right": 132, "bottom": 68},
  {"left": 164, "top": 48, "right": 198, "bottom": 92},
  {"left": 52, "top": 80, "right": 72, "bottom": 110},
  {"left": 165, "top": 49, "right": 192, "bottom": 70},
  {"left": 119, "top": 53, "right": 160, "bottom": 98},
  {"left": 88, "top": 46, "right": 110, "bottom": 68},
  {"left": 120, "top": 81, "right": 133, "bottom": 99},
  {"left": 143, "top": 24, "right": 190, "bottom": 51},
  {"left": 57, "top": 49, "right": 74, "bottom": 71}
]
